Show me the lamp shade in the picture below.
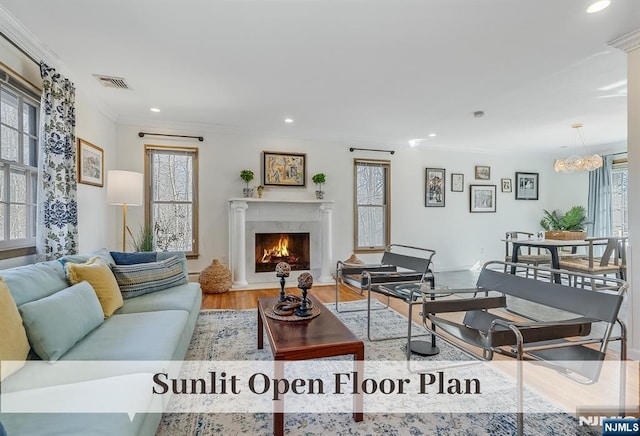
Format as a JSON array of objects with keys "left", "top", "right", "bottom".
[{"left": 107, "top": 170, "right": 143, "bottom": 205}]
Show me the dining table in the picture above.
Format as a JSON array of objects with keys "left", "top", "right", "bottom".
[{"left": 508, "top": 237, "right": 605, "bottom": 283}]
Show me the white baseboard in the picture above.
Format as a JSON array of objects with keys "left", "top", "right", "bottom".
[{"left": 629, "top": 347, "right": 640, "bottom": 361}]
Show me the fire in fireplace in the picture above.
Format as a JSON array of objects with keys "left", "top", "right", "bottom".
[{"left": 255, "top": 232, "right": 310, "bottom": 273}]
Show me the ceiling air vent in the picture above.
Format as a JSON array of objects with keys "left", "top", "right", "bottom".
[{"left": 93, "top": 74, "right": 130, "bottom": 89}]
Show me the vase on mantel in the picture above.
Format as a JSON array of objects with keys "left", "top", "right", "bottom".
[{"left": 315, "top": 190, "right": 324, "bottom": 200}]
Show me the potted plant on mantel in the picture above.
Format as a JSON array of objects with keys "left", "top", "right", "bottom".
[
  {"left": 312, "top": 173, "right": 326, "bottom": 200},
  {"left": 240, "top": 169, "right": 254, "bottom": 198},
  {"left": 539, "top": 206, "right": 589, "bottom": 240}
]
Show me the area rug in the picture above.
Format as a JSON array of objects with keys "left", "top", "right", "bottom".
[{"left": 156, "top": 301, "right": 597, "bottom": 435}]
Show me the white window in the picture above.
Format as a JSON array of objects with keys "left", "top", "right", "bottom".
[
  {"left": 611, "top": 160, "right": 627, "bottom": 237},
  {"left": 145, "top": 145, "right": 199, "bottom": 257},
  {"left": 354, "top": 159, "right": 390, "bottom": 252},
  {"left": 0, "top": 82, "right": 38, "bottom": 258}
]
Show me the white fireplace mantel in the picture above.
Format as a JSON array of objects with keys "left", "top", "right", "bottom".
[{"left": 228, "top": 198, "right": 334, "bottom": 287}]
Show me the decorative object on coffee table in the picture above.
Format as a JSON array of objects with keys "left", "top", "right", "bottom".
[
  {"left": 198, "top": 259, "right": 232, "bottom": 294},
  {"left": 295, "top": 272, "right": 314, "bottom": 317},
  {"left": 275, "top": 261, "right": 291, "bottom": 302}
]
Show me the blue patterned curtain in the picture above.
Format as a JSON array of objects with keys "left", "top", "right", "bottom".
[
  {"left": 37, "top": 62, "right": 78, "bottom": 260},
  {"left": 587, "top": 154, "right": 613, "bottom": 238}
]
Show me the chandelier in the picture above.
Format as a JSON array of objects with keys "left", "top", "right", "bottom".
[{"left": 554, "top": 123, "right": 603, "bottom": 173}]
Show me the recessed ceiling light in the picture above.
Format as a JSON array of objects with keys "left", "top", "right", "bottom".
[
  {"left": 408, "top": 138, "right": 426, "bottom": 147},
  {"left": 150, "top": 107, "right": 160, "bottom": 113},
  {"left": 587, "top": 0, "right": 611, "bottom": 13},
  {"left": 428, "top": 133, "right": 437, "bottom": 137},
  {"left": 284, "top": 118, "right": 294, "bottom": 123}
]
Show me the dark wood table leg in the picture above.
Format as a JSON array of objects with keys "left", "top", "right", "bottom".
[
  {"left": 257, "top": 307, "right": 263, "bottom": 350},
  {"left": 353, "top": 347, "right": 364, "bottom": 422}
]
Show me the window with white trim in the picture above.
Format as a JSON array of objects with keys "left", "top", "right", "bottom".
[
  {"left": 0, "top": 81, "right": 39, "bottom": 257},
  {"left": 144, "top": 145, "right": 199, "bottom": 257},
  {"left": 354, "top": 158, "right": 390, "bottom": 252}
]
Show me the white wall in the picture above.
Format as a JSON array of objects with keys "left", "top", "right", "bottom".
[{"left": 116, "top": 123, "right": 587, "bottom": 275}]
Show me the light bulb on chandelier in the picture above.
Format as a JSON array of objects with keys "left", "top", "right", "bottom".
[{"left": 554, "top": 123, "right": 603, "bottom": 173}]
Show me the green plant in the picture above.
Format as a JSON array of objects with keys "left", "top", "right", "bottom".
[
  {"left": 540, "top": 206, "right": 588, "bottom": 231},
  {"left": 312, "top": 173, "right": 326, "bottom": 190},
  {"left": 131, "top": 224, "right": 154, "bottom": 252},
  {"left": 240, "top": 169, "right": 254, "bottom": 188}
]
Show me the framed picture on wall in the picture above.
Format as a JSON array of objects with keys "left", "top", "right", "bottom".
[
  {"left": 77, "top": 138, "right": 104, "bottom": 187},
  {"left": 451, "top": 173, "right": 464, "bottom": 192},
  {"left": 475, "top": 165, "right": 491, "bottom": 180},
  {"left": 262, "top": 151, "right": 306, "bottom": 187},
  {"left": 470, "top": 185, "right": 496, "bottom": 213},
  {"left": 515, "top": 172, "right": 539, "bottom": 200},
  {"left": 501, "top": 178, "right": 512, "bottom": 193},
  {"left": 425, "top": 167, "right": 445, "bottom": 207}
]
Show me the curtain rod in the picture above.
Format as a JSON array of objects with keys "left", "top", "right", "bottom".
[
  {"left": 349, "top": 147, "right": 395, "bottom": 155},
  {"left": 138, "top": 132, "right": 204, "bottom": 142},
  {"left": 0, "top": 31, "right": 39, "bottom": 67}
]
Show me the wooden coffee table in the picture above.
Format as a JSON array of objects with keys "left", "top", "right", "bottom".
[{"left": 257, "top": 295, "right": 364, "bottom": 436}]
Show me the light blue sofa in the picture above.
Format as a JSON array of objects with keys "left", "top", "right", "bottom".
[{"left": 0, "top": 249, "right": 202, "bottom": 436}]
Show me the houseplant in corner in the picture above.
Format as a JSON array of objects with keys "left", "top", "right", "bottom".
[
  {"left": 312, "top": 173, "right": 326, "bottom": 200},
  {"left": 240, "top": 169, "right": 254, "bottom": 198},
  {"left": 540, "top": 206, "right": 588, "bottom": 240}
]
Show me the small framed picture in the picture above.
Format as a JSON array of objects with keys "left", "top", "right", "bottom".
[
  {"left": 515, "top": 172, "right": 539, "bottom": 200},
  {"left": 475, "top": 165, "right": 491, "bottom": 180},
  {"left": 451, "top": 173, "right": 464, "bottom": 192},
  {"left": 262, "top": 151, "right": 306, "bottom": 187},
  {"left": 470, "top": 185, "right": 496, "bottom": 213},
  {"left": 77, "top": 138, "right": 104, "bottom": 187},
  {"left": 425, "top": 168, "right": 445, "bottom": 207},
  {"left": 501, "top": 178, "right": 512, "bottom": 193}
]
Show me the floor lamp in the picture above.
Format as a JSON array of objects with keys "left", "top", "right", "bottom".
[{"left": 107, "top": 170, "right": 143, "bottom": 252}]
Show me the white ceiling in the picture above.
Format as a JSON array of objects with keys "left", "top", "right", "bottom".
[{"left": 1, "top": 0, "right": 639, "bottom": 154}]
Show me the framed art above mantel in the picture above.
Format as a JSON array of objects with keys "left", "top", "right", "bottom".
[{"left": 262, "top": 151, "right": 306, "bottom": 187}]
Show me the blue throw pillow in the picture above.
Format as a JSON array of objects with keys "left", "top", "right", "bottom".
[
  {"left": 18, "top": 281, "right": 104, "bottom": 362},
  {"left": 110, "top": 251, "right": 158, "bottom": 265},
  {"left": 111, "top": 255, "right": 188, "bottom": 299}
]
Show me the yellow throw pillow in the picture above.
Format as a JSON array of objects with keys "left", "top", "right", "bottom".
[
  {"left": 0, "top": 277, "right": 30, "bottom": 381},
  {"left": 66, "top": 256, "right": 123, "bottom": 317}
]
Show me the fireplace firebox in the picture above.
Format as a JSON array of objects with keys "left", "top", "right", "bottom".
[{"left": 255, "top": 232, "right": 310, "bottom": 273}]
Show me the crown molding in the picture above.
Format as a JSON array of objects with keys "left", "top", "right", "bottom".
[{"left": 609, "top": 28, "right": 640, "bottom": 53}]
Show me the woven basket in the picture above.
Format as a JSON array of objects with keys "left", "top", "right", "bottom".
[
  {"left": 343, "top": 254, "right": 364, "bottom": 265},
  {"left": 545, "top": 230, "right": 586, "bottom": 240},
  {"left": 199, "top": 259, "right": 232, "bottom": 294}
]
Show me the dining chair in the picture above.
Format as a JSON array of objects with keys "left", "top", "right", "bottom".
[
  {"left": 558, "top": 237, "right": 627, "bottom": 287},
  {"left": 504, "top": 231, "right": 551, "bottom": 277}
]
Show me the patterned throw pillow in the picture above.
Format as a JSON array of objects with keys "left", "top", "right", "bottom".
[
  {"left": 65, "top": 256, "right": 123, "bottom": 317},
  {"left": 111, "top": 256, "right": 188, "bottom": 299}
]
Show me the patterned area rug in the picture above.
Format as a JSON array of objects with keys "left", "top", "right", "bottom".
[{"left": 156, "top": 300, "right": 597, "bottom": 435}]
